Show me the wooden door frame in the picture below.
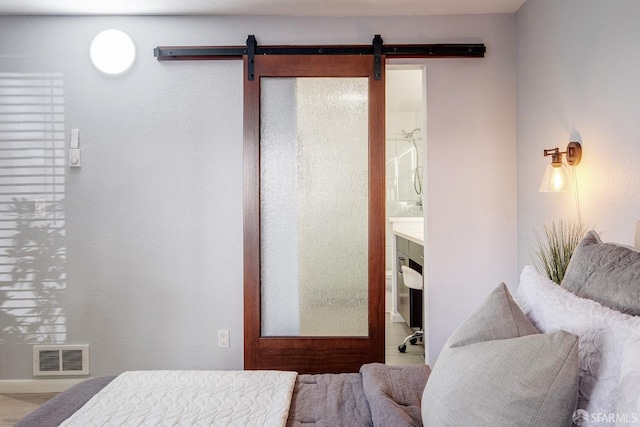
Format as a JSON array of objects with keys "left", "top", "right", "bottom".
[{"left": 243, "top": 55, "right": 385, "bottom": 373}]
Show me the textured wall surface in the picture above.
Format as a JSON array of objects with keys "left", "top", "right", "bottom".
[
  {"left": 516, "top": 0, "right": 640, "bottom": 271},
  {"left": 0, "top": 14, "right": 516, "bottom": 378}
]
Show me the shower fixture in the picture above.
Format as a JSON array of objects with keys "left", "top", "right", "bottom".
[
  {"left": 401, "top": 128, "right": 421, "bottom": 140},
  {"left": 402, "top": 128, "right": 423, "bottom": 195}
]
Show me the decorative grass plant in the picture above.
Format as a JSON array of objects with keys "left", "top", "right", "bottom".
[{"left": 531, "top": 220, "right": 587, "bottom": 284}]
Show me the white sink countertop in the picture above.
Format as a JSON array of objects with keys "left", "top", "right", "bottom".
[{"left": 389, "top": 217, "right": 424, "bottom": 246}]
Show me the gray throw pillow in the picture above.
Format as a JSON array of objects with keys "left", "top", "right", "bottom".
[
  {"left": 422, "top": 283, "right": 579, "bottom": 427},
  {"left": 561, "top": 230, "right": 640, "bottom": 315}
]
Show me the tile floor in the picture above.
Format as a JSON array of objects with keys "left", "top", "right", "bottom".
[
  {"left": 3, "top": 318, "right": 423, "bottom": 424},
  {"left": 384, "top": 314, "right": 425, "bottom": 366}
]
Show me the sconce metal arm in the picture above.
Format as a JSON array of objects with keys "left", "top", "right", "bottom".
[{"left": 543, "top": 141, "right": 582, "bottom": 166}]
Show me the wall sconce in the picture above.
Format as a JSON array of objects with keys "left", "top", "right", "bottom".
[
  {"left": 539, "top": 141, "right": 582, "bottom": 192},
  {"left": 90, "top": 29, "right": 136, "bottom": 75}
]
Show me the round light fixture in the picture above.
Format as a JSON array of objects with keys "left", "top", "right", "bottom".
[{"left": 90, "top": 29, "right": 136, "bottom": 75}]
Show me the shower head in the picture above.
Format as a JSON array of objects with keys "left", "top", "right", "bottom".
[
  {"left": 401, "top": 128, "right": 421, "bottom": 139},
  {"left": 400, "top": 128, "right": 423, "bottom": 195}
]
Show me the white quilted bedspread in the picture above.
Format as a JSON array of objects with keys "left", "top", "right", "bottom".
[{"left": 59, "top": 370, "right": 298, "bottom": 427}]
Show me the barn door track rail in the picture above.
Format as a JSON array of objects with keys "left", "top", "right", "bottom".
[{"left": 154, "top": 35, "right": 486, "bottom": 81}]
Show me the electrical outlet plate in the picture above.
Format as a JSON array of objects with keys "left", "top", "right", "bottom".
[{"left": 218, "top": 330, "right": 229, "bottom": 348}]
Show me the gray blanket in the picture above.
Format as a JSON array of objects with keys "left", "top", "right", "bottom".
[
  {"left": 361, "top": 363, "right": 428, "bottom": 426},
  {"left": 286, "top": 363, "right": 430, "bottom": 426},
  {"left": 16, "top": 376, "right": 117, "bottom": 427},
  {"left": 17, "top": 363, "right": 431, "bottom": 426}
]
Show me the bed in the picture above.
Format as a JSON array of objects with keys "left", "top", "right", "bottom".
[
  {"left": 16, "top": 229, "right": 640, "bottom": 427},
  {"left": 16, "top": 363, "right": 430, "bottom": 426}
]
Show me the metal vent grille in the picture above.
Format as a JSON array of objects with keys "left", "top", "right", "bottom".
[
  {"left": 62, "top": 349, "right": 84, "bottom": 371},
  {"left": 33, "top": 345, "right": 89, "bottom": 376}
]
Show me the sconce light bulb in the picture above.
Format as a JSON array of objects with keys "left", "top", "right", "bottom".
[
  {"left": 540, "top": 162, "right": 571, "bottom": 192},
  {"left": 540, "top": 142, "right": 582, "bottom": 193},
  {"left": 551, "top": 166, "right": 565, "bottom": 191}
]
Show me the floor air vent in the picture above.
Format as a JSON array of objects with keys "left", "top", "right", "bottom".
[{"left": 33, "top": 345, "right": 89, "bottom": 376}]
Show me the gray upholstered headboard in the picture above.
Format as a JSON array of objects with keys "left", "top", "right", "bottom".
[{"left": 635, "top": 220, "right": 640, "bottom": 249}]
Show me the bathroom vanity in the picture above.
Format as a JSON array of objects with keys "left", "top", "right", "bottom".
[{"left": 389, "top": 218, "right": 424, "bottom": 328}]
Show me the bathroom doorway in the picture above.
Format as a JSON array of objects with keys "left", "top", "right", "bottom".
[{"left": 384, "top": 64, "right": 426, "bottom": 366}]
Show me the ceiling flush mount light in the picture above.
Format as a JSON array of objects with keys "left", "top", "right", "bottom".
[
  {"left": 539, "top": 141, "right": 582, "bottom": 192},
  {"left": 90, "top": 29, "right": 136, "bottom": 75}
]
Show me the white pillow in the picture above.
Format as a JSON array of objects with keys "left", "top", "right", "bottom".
[
  {"left": 515, "top": 266, "right": 640, "bottom": 424},
  {"left": 617, "top": 334, "right": 640, "bottom": 426}
]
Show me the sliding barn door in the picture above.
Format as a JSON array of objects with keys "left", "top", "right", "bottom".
[{"left": 244, "top": 55, "right": 385, "bottom": 374}]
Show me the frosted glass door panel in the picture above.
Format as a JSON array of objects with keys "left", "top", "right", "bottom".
[{"left": 260, "top": 77, "right": 369, "bottom": 337}]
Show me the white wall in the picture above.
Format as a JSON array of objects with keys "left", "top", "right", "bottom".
[
  {"left": 0, "top": 14, "right": 516, "bottom": 378},
  {"left": 516, "top": 0, "right": 640, "bottom": 272},
  {"left": 424, "top": 15, "right": 517, "bottom": 362}
]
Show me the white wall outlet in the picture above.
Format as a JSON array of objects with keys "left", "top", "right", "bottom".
[{"left": 218, "top": 330, "right": 229, "bottom": 348}]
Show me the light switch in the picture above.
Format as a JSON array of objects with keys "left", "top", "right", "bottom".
[
  {"left": 69, "top": 129, "right": 81, "bottom": 167},
  {"left": 70, "top": 129, "right": 79, "bottom": 149}
]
